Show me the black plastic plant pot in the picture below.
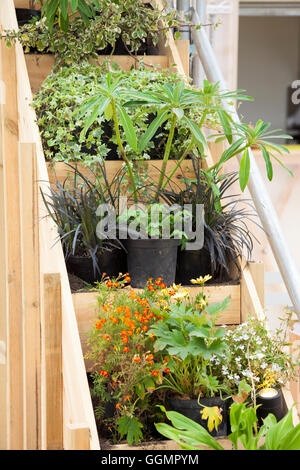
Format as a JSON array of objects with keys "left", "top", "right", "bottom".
[
  {"left": 67, "top": 255, "right": 99, "bottom": 284},
  {"left": 98, "top": 246, "right": 126, "bottom": 278},
  {"left": 176, "top": 247, "right": 212, "bottom": 285},
  {"left": 124, "top": 238, "right": 180, "bottom": 288},
  {"left": 256, "top": 387, "right": 285, "bottom": 423},
  {"left": 16, "top": 8, "right": 41, "bottom": 26},
  {"left": 67, "top": 247, "right": 125, "bottom": 284},
  {"left": 166, "top": 395, "right": 229, "bottom": 438}
]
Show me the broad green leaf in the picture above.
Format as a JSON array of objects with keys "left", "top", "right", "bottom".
[
  {"left": 116, "top": 104, "right": 138, "bottom": 152},
  {"left": 138, "top": 110, "right": 169, "bottom": 152},
  {"left": 239, "top": 148, "right": 250, "bottom": 191},
  {"left": 183, "top": 116, "right": 207, "bottom": 148}
]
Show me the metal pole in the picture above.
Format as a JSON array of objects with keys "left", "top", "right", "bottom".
[
  {"left": 177, "top": 0, "right": 190, "bottom": 40},
  {"left": 191, "top": 8, "right": 300, "bottom": 316},
  {"left": 193, "top": 0, "right": 206, "bottom": 87}
]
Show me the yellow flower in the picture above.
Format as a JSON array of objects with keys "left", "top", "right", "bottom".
[
  {"left": 173, "top": 289, "right": 190, "bottom": 300},
  {"left": 190, "top": 275, "right": 212, "bottom": 285}
]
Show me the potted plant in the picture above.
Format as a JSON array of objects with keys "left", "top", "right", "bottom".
[
  {"left": 148, "top": 275, "right": 232, "bottom": 437},
  {"left": 210, "top": 312, "right": 300, "bottom": 402},
  {"left": 117, "top": 202, "right": 191, "bottom": 288},
  {"left": 41, "top": 164, "right": 126, "bottom": 283},
  {"left": 6, "top": 1, "right": 178, "bottom": 65},
  {"left": 86, "top": 276, "right": 175, "bottom": 445},
  {"left": 155, "top": 395, "right": 300, "bottom": 450}
]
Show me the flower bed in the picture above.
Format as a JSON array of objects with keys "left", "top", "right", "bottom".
[{"left": 80, "top": 274, "right": 300, "bottom": 448}]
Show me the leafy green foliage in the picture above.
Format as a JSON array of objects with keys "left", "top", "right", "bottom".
[
  {"left": 156, "top": 403, "right": 300, "bottom": 450},
  {"left": 41, "top": 163, "right": 123, "bottom": 270},
  {"left": 216, "top": 119, "right": 293, "bottom": 191},
  {"left": 161, "top": 157, "right": 259, "bottom": 279},
  {"left": 116, "top": 415, "right": 143, "bottom": 446},
  {"left": 148, "top": 285, "right": 230, "bottom": 398},
  {"left": 7, "top": 1, "right": 178, "bottom": 65},
  {"left": 117, "top": 203, "right": 191, "bottom": 242}
]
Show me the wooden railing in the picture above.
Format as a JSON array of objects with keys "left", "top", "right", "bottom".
[{"left": 0, "top": 0, "right": 99, "bottom": 450}]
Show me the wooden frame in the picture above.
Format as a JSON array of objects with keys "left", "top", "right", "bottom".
[{"left": 1, "top": 0, "right": 297, "bottom": 451}]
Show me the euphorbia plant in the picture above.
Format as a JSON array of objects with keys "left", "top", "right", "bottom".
[{"left": 77, "top": 74, "right": 251, "bottom": 200}]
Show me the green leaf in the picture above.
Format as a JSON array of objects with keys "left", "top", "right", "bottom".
[
  {"left": 155, "top": 406, "right": 224, "bottom": 450},
  {"left": 60, "top": 0, "right": 69, "bottom": 20},
  {"left": 138, "top": 110, "right": 169, "bottom": 153},
  {"left": 80, "top": 96, "right": 111, "bottom": 139},
  {"left": 116, "top": 415, "right": 143, "bottom": 446},
  {"left": 259, "top": 145, "right": 273, "bottom": 181},
  {"left": 183, "top": 116, "right": 207, "bottom": 148},
  {"left": 116, "top": 104, "right": 138, "bottom": 152},
  {"left": 239, "top": 148, "right": 250, "bottom": 191}
]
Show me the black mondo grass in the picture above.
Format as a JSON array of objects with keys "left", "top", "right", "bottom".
[
  {"left": 40, "top": 162, "right": 125, "bottom": 277},
  {"left": 159, "top": 156, "right": 261, "bottom": 280}
]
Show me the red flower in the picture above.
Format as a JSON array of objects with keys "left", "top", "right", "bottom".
[
  {"left": 100, "top": 370, "right": 109, "bottom": 377},
  {"left": 152, "top": 370, "right": 159, "bottom": 377},
  {"left": 164, "top": 368, "right": 171, "bottom": 374}
]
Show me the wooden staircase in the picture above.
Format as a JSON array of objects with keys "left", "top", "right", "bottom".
[{"left": 0, "top": 0, "right": 298, "bottom": 450}]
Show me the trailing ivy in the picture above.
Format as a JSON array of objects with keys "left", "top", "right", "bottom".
[
  {"left": 5, "top": 1, "right": 178, "bottom": 66},
  {"left": 32, "top": 63, "right": 218, "bottom": 165}
]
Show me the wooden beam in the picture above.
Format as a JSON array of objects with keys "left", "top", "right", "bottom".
[
  {"left": 65, "top": 424, "right": 90, "bottom": 450},
  {"left": 1, "top": 39, "right": 24, "bottom": 450},
  {"left": 241, "top": 263, "right": 266, "bottom": 323},
  {"left": 0, "top": 82, "right": 9, "bottom": 450},
  {"left": 44, "top": 273, "right": 63, "bottom": 450},
  {"left": 19, "top": 142, "right": 41, "bottom": 449},
  {"left": 174, "top": 39, "right": 190, "bottom": 77},
  {"left": 248, "top": 261, "right": 265, "bottom": 308}
]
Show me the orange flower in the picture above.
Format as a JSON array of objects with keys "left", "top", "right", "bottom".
[
  {"left": 152, "top": 370, "right": 159, "bottom": 377},
  {"left": 112, "top": 381, "right": 117, "bottom": 387},
  {"left": 106, "top": 280, "right": 113, "bottom": 288},
  {"left": 100, "top": 370, "right": 109, "bottom": 377},
  {"left": 133, "top": 355, "right": 141, "bottom": 363},
  {"left": 142, "top": 325, "right": 148, "bottom": 332},
  {"left": 116, "top": 306, "right": 124, "bottom": 314},
  {"left": 125, "top": 276, "right": 131, "bottom": 283},
  {"left": 125, "top": 395, "right": 131, "bottom": 401},
  {"left": 148, "top": 285, "right": 155, "bottom": 291},
  {"left": 115, "top": 403, "right": 121, "bottom": 409},
  {"left": 164, "top": 368, "right": 171, "bottom": 374},
  {"left": 146, "top": 354, "right": 154, "bottom": 362},
  {"left": 123, "top": 346, "right": 130, "bottom": 353},
  {"left": 114, "top": 282, "right": 119, "bottom": 288}
]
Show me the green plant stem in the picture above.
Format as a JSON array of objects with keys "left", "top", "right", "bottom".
[
  {"left": 156, "top": 113, "right": 177, "bottom": 200},
  {"left": 111, "top": 100, "right": 138, "bottom": 202},
  {"left": 161, "top": 110, "right": 208, "bottom": 191},
  {"left": 161, "top": 140, "right": 194, "bottom": 191},
  {"left": 208, "top": 143, "right": 249, "bottom": 173}
]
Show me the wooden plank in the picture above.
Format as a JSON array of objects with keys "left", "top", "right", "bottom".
[
  {"left": 44, "top": 273, "right": 63, "bottom": 450},
  {"left": 25, "top": 54, "right": 169, "bottom": 94},
  {"left": 174, "top": 39, "right": 190, "bottom": 77},
  {"left": 248, "top": 261, "right": 265, "bottom": 308},
  {"left": 0, "top": 82, "right": 9, "bottom": 450},
  {"left": 14, "top": 0, "right": 35, "bottom": 7},
  {"left": 241, "top": 264, "right": 266, "bottom": 323},
  {"left": 65, "top": 424, "right": 91, "bottom": 450},
  {"left": 0, "top": 38, "right": 24, "bottom": 449},
  {"left": 19, "top": 142, "right": 41, "bottom": 449},
  {"left": 47, "top": 160, "right": 196, "bottom": 189},
  {"left": 282, "top": 386, "right": 300, "bottom": 426}
]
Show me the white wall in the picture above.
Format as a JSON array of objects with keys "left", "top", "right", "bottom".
[{"left": 238, "top": 16, "right": 300, "bottom": 134}]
